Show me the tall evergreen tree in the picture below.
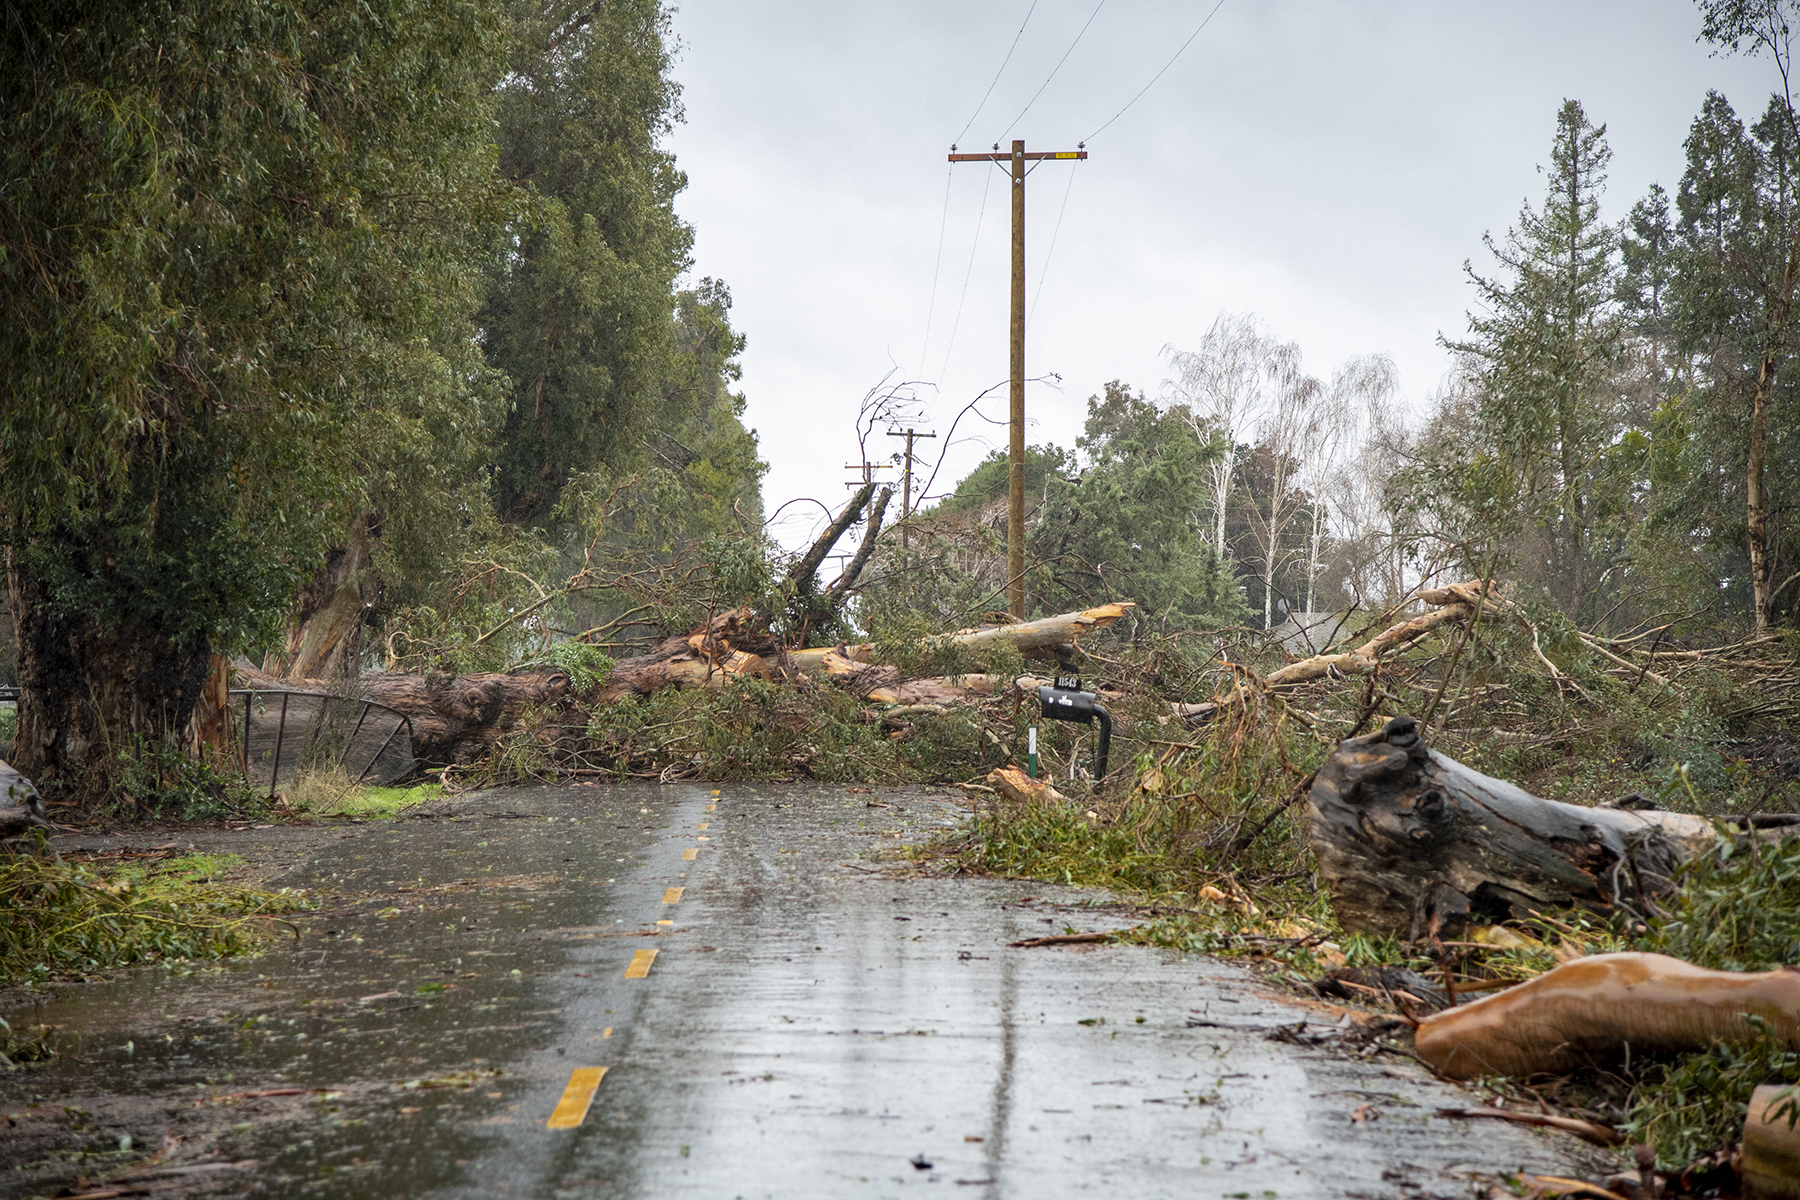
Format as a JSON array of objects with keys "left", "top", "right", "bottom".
[
  {"left": 1662, "top": 90, "right": 1800, "bottom": 627},
  {"left": 1691, "top": 2, "right": 1800, "bottom": 631},
  {"left": 1444, "top": 99, "right": 1625, "bottom": 620}
]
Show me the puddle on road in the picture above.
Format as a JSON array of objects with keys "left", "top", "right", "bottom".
[{"left": 0, "top": 784, "right": 691, "bottom": 1199}]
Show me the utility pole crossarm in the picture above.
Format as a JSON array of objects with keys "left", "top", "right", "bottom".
[{"left": 946, "top": 150, "right": 1088, "bottom": 163}]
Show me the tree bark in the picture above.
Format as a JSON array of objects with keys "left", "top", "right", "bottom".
[
  {"left": 1261, "top": 586, "right": 1482, "bottom": 690},
  {"left": 243, "top": 604, "right": 1134, "bottom": 770},
  {"left": 6, "top": 552, "right": 214, "bottom": 806},
  {"left": 263, "top": 515, "right": 372, "bottom": 681},
  {"left": 784, "top": 483, "right": 876, "bottom": 605},
  {"left": 1308, "top": 714, "right": 1716, "bottom": 938},
  {"left": 244, "top": 608, "right": 779, "bottom": 766}
]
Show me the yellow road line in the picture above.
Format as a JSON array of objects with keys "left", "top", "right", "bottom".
[
  {"left": 603, "top": 1027, "right": 613, "bottom": 1038},
  {"left": 682, "top": 848, "right": 698, "bottom": 861},
  {"left": 662, "top": 886, "right": 684, "bottom": 904},
  {"left": 546, "top": 1066, "right": 608, "bottom": 1129},
  {"left": 656, "top": 919, "right": 673, "bottom": 926},
  {"left": 624, "top": 948, "right": 658, "bottom": 979},
  {"left": 696, "top": 821, "right": 710, "bottom": 831}
]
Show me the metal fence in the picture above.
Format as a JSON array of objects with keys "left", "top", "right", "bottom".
[{"left": 228, "top": 688, "right": 416, "bottom": 794}]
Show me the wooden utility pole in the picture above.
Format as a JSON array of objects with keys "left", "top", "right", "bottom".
[
  {"left": 948, "top": 139, "right": 1086, "bottom": 618},
  {"left": 885, "top": 427, "right": 937, "bottom": 548}
]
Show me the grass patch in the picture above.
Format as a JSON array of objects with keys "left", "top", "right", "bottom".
[
  {"left": 0, "top": 853, "right": 310, "bottom": 987},
  {"left": 936, "top": 702, "right": 1339, "bottom": 967},
  {"left": 282, "top": 766, "right": 441, "bottom": 818}
]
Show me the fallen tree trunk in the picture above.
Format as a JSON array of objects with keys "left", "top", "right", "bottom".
[
  {"left": 1744, "top": 1085, "right": 1800, "bottom": 1199},
  {"left": 237, "top": 667, "right": 575, "bottom": 766},
  {"left": 1309, "top": 715, "right": 1717, "bottom": 938},
  {"left": 1414, "top": 951, "right": 1800, "bottom": 1080},
  {"left": 1252, "top": 586, "right": 1490, "bottom": 690},
  {"left": 243, "top": 603, "right": 1135, "bottom": 770},
  {"left": 787, "top": 603, "right": 1136, "bottom": 674}
]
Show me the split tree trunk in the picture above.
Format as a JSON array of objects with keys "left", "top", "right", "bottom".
[
  {"left": 1308, "top": 715, "right": 1717, "bottom": 939},
  {"left": 263, "top": 514, "right": 373, "bottom": 682}
]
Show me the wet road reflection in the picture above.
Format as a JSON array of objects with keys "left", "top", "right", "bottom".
[{"left": 0, "top": 783, "right": 1595, "bottom": 1198}]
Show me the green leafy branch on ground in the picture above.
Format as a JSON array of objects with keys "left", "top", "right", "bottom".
[{"left": 0, "top": 854, "right": 311, "bottom": 989}]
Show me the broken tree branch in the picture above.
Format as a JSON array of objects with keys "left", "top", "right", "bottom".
[
  {"left": 825, "top": 486, "right": 892, "bottom": 613},
  {"left": 784, "top": 482, "right": 877, "bottom": 603}
]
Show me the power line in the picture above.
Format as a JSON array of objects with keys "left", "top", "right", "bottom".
[
  {"left": 954, "top": 0, "right": 1039, "bottom": 148},
  {"left": 937, "top": 162, "right": 997, "bottom": 381},
  {"left": 999, "top": 0, "right": 1105, "bottom": 141},
  {"left": 1083, "top": 0, "right": 1226, "bottom": 143},
  {"left": 1028, "top": 160, "right": 1080, "bottom": 324},
  {"left": 917, "top": 164, "right": 955, "bottom": 378}
]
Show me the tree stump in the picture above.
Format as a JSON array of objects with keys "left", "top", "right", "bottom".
[{"left": 1308, "top": 716, "right": 1715, "bottom": 938}]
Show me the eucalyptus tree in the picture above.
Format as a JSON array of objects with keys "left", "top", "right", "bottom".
[
  {"left": 0, "top": 0, "right": 511, "bottom": 803},
  {"left": 483, "top": 0, "right": 696, "bottom": 527},
  {"left": 1326, "top": 390, "right": 1415, "bottom": 609},
  {"left": 1240, "top": 368, "right": 1321, "bottom": 629},
  {"left": 1298, "top": 355, "right": 1395, "bottom": 614}
]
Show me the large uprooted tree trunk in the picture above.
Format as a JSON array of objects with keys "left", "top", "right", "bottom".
[
  {"left": 242, "top": 603, "right": 1134, "bottom": 768},
  {"left": 1309, "top": 715, "right": 1720, "bottom": 940}
]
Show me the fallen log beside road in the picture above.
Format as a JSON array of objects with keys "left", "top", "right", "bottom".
[
  {"left": 1309, "top": 714, "right": 1715, "bottom": 938},
  {"left": 1414, "top": 952, "right": 1800, "bottom": 1081}
]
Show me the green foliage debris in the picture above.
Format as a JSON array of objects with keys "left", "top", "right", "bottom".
[{"left": 0, "top": 856, "right": 310, "bottom": 987}]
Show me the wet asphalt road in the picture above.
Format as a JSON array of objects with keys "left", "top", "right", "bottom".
[{"left": 0, "top": 783, "right": 1598, "bottom": 1198}]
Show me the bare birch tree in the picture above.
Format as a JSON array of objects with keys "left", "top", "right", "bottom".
[
  {"left": 1243, "top": 361, "right": 1319, "bottom": 628},
  {"left": 1161, "top": 313, "right": 1300, "bottom": 558},
  {"left": 1298, "top": 355, "right": 1396, "bottom": 613}
]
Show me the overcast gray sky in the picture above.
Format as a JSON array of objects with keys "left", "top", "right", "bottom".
[{"left": 662, "top": 1, "right": 1775, "bottom": 550}]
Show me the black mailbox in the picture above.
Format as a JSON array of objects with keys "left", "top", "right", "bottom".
[
  {"left": 1037, "top": 685, "right": 1099, "bottom": 723},
  {"left": 1036, "top": 684, "right": 1112, "bottom": 783}
]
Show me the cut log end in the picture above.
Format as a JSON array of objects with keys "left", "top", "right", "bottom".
[{"left": 1309, "top": 715, "right": 1701, "bottom": 938}]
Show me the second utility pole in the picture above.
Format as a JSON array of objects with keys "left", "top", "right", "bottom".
[{"left": 949, "top": 139, "right": 1086, "bottom": 619}]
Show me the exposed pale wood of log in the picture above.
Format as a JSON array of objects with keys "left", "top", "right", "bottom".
[
  {"left": 986, "top": 765, "right": 1072, "bottom": 807},
  {"left": 787, "top": 603, "right": 1136, "bottom": 675},
  {"left": 1415, "top": 952, "right": 1800, "bottom": 1081},
  {"left": 1309, "top": 715, "right": 1716, "bottom": 938},
  {"left": 1744, "top": 1085, "right": 1800, "bottom": 1199}
]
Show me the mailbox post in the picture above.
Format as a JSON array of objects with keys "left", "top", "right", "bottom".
[{"left": 1035, "top": 672, "right": 1112, "bottom": 784}]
